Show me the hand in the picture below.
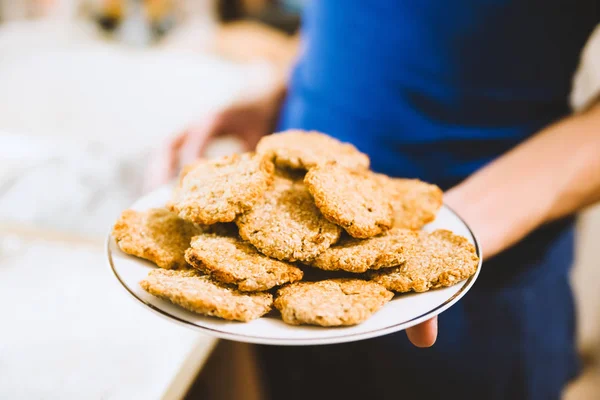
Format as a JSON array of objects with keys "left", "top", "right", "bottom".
[
  {"left": 403, "top": 102, "right": 600, "bottom": 348},
  {"left": 145, "top": 85, "right": 285, "bottom": 191}
]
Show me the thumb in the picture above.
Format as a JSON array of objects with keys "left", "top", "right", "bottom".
[{"left": 406, "top": 317, "right": 438, "bottom": 348}]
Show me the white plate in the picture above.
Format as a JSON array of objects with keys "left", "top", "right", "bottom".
[{"left": 107, "top": 185, "right": 482, "bottom": 346}]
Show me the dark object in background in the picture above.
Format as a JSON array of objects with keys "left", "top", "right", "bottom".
[
  {"left": 217, "top": 0, "right": 244, "bottom": 22},
  {"left": 93, "top": 0, "right": 123, "bottom": 32},
  {"left": 250, "top": 3, "right": 300, "bottom": 35},
  {"left": 217, "top": 0, "right": 301, "bottom": 35},
  {"left": 96, "top": 14, "right": 120, "bottom": 32}
]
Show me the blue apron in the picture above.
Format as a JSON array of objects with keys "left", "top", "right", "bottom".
[{"left": 257, "top": 1, "right": 598, "bottom": 398}]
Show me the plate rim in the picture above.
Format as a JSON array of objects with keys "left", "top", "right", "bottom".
[{"left": 107, "top": 204, "right": 482, "bottom": 346}]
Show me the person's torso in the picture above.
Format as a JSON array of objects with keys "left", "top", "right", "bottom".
[
  {"left": 277, "top": 0, "right": 597, "bottom": 280},
  {"left": 279, "top": 0, "right": 598, "bottom": 188}
]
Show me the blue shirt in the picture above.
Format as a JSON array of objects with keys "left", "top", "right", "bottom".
[
  {"left": 277, "top": 0, "right": 597, "bottom": 282},
  {"left": 279, "top": 0, "right": 598, "bottom": 189}
]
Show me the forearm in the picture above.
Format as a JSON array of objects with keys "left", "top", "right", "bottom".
[{"left": 445, "top": 105, "right": 600, "bottom": 259}]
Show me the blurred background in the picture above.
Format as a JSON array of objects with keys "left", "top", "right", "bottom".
[{"left": 0, "top": 1, "right": 599, "bottom": 399}]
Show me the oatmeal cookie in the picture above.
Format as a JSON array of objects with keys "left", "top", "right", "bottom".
[
  {"left": 376, "top": 174, "right": 443, "bottom": 230},
  {"left": 305, "top": 163, "right": 393, "bottom": 238},
  {"left": 185, "top": 233, "right": 303, "bottom": 292},
  {"left": 274, "top": 279, "right": 393, "bottom": 326},
  {"left": 140, "top": 269, "right": 273, "bottom": 322},
  {"left": 236, "top": 177, "right": 342, "bottom": 262},
  {"left": 368, "top": 229, "right": 479, "bottom": 292},
  {"left": 256, "top": 130, "right": 370, "bottom": 170},
  {"left": 309, "top": 229, "right": 413, "bottom": 273},
  {"left": 112, "top": 208, "right": 203, "bottom": 269},
  {"left": 168, "top": 153, "right": 274, "bottom": 225}
]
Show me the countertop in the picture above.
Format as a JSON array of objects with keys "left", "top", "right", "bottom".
[{"left": 0, "top": 18, "right": 272, "bottom": 400}]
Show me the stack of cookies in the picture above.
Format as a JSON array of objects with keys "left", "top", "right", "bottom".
[{"left": 112, "top": 131, "right": 479, "bottom": 326}]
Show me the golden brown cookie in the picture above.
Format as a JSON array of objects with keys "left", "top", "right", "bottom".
[
  {"left": 112, "top": 208, "right": 203, "bottom": 269},
  {"left": 140, "top": 269, "right": 273, "bottom": 322},
  {"left": 236, "top": 177, "right": 342, "bottom": 262},
  {"left": 308, "top": 229, "right": 414, "bottom": 273},
  {"left": 305, "top": 163, "right": 393, "bottom": 239},
  {"left": 185, "top": 233, "right": 303, "bottom": 292},
  {"left": 376, "top": 174, "right": 443, "bottom": 230},
  {"left": 368, "top": 229, "right": 479, "bottom": 292},
  {"left": 168, "top": 153, "right": 274, "bottom": 225},
  {"left": 166, "top": 159, "right": 206, "bottom": 211},
  {"left": 274, "top": 279, "right": 394, "bottom": 326},
  {"left": 256, "top": 130, "right": 370, "bottom": 170}
]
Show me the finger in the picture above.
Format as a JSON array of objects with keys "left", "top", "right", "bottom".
[
  {"left": 164, "top": 130, "right": 187, "bottom": 172},
  {"left": 144, "top": 131, "right": 187, "bottom": 192},
  {"left": 406, "top": 317, "right": 438, "bottom": 348},
  {"left": 243, "top": 128, "right": 268, "bottom": 151},
  {"left": 179, "top": 115, "right": 223, "bottom": 166}
]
